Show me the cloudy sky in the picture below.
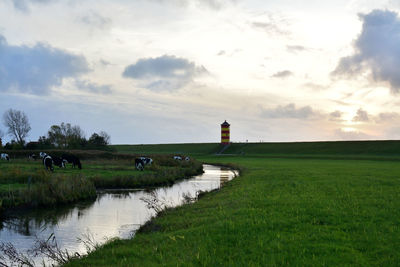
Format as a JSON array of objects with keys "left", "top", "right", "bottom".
[{"left": 1, "top": 0, "right": 400, "bottom": 144}]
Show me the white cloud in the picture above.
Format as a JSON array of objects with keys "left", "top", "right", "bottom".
[
  {"left": 74, "top": 80, "right": 112, "bottom": 94},
  {"left": 286, "top": 45, "right": 307, "bottom": 53},
  {"left": 261, "top": 103, "right": 317, "bottom": 119},
  {"left": 352, "top": 108, "right": 369, "bottom": 122},
  {"left": 271, "top": 70, "right": 293, "bottom": 78},
  {"left": 122, "top": 55, "right": 208, "bottom": 91},
  {"left": 0, "top": 35, "right": 90, "bottom": 95},
  {"left": 375, "top": 112, "right": 400, "bottom": 123},
  {"left": 332, "top": 9, "right": 400, "bottom": 93},
  {"left": 78, "top": 11, "right": 112, "bottom": 29},
  {"left": 329, "top": 110, "right": 343, "bottom": 121},
  {"left": 334, "top": 128, "right": 373, "bottom": 140},
  {"left": 11, "top": 0, "right": 56, "bottom": 12}
]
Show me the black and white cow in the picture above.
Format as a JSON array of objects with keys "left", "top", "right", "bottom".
[
  {"left": 1, "top": 153, "right": 10, "bottom": 161},
  {"left": 174, "top": 156, "right": 182, "bottom": 160},
  {"left": 139, "top": 157, "right": 153, "bottom": 165},
  {"left": 43, "top": 155, "right": 54, "bottom": 171},
  {"left": 135, "top": 157, "right": 153, "bottom": 171},
  {"left": 135, "top": 158, "right": 145, "bottom": 171},
  {"left": 39, "top": 152, "right": 48, "bottom": 159},
  {"left": 29, "top": 153, "right": 37, "bottom": 160},
  {"left": 185, "top": 156, "right": 190, "bottom": 161},
  {"left": 51, "top": 155, "right": 65, "bottom": 168},
  {"left": 61, "top": 154, "right": 82, "bottom": 169}
]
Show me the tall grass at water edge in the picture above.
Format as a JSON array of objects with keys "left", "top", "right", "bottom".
[{"left": 1, "top": 172, "right": 96, "bottom": 209}]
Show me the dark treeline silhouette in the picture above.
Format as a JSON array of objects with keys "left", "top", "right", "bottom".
[{"left": 1, "top": 121, "right": 111, "bottom": 151}]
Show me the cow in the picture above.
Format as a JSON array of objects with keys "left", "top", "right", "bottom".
[
  {"left": 135, "top": 158, "right": 145, "bottom": 171},
  {"left": 1, "top": 153, "right": 10, "bottom": 161},
  {"left": 39, "top": 152, "right": 48, "bottom": 158},
  {"left": 51, "top": 155, "right": 65, "bottom": 168},
  {"left": 43, "top": 155, "right": 54, "bottom": 171},
  {"left": 139, "top": 157, "right": 153, "bottom": 165},
  {"left": 29, "top": 153, "right": 37, "bottom": 160},
  {"left": 61, "top": 154, "right": 82, "bottom": 169},
  {"left": 185, "top": 156, "right": 190, "bottom": 161},
  {"left": 174, "top": 156, "right": 182, "bottom": 160},
  {"left": 135, "top": 157, "right": 153, "bottom": 171}
]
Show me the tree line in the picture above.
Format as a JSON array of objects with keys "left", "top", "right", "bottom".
[{"left": 0, "top": 109, "right": 111, "bottom": 150}]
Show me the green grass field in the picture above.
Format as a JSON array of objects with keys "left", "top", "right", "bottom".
[
  {"left": 67, "top": 142, "right": 400, "bottom": 266},
  {"left": 113, "top": 143, "right": 222, "bottom": 155},
  {"left": 0, "top": 155, "right": 202, "bottom": 210},
  {"left": 113, "top": 140, "right": 400, "bottom": 158}
]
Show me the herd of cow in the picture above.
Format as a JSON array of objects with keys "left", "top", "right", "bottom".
[
  {"left": 1, "top": 153, "right": 190, "bottom": 172},
  {"left": 134, "top": 155, "right": 190, "bottom": 171},
  {"left": 1, "top": 152, "right": 82, "bottom": 172}
]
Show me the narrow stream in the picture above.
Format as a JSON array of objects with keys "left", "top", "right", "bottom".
[{"left": 0, "top": 164, "right": 238, "bottom": 265}]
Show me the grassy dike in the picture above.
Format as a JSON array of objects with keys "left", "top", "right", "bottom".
[{"left": 66, "top": 154, "right": 400, "bottom": 266}]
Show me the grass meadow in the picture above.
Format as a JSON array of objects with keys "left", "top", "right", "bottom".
[
  {"left": 67, "top": 153, "right": 400, "bottom": 266},
  {"left": 0, "top": 154, "right": 202, "bottom": 211}
]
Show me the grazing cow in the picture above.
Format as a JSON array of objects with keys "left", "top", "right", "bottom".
[
  {"left": 1, "top": 153, "right": 10, "bottom": 161},
  {"left": 43, "top": 155, "right": 54, "bottom": 171},
  {"left": 61, "top": 154, "right": 82, "bottom": 169},
  {"left": 51, "top": 155, "right": 65, "bottom": 168},
  {"left": 174, "top": 156, "right": 182, "bottom": 160},
  {"left": 135, "top": 158, "right": 145, "bottom": 171},
  {"left": 139, "top": 157, "right": 153, "bottom": 166},
  {"left": 39, "top": 152, "right": 47, "bottom": 158},
  {"left": 185, "top": 156, "right": 190, "bottom": 161},
  {"left": 29, "top": 153, "right": 37, "bottom": 160}
]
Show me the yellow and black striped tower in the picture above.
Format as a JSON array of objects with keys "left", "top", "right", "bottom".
[{"left": 221, "top": 120, "right": 230, "bottom": 144}]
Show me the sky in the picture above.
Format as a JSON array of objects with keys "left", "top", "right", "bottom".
[{"left": 1, "top": 0, "right": 400, "bottom": 144}]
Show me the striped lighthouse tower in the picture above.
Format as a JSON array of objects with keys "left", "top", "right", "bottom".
[{"left": 221, "top": 120, "right": 230, "bottom": 145}]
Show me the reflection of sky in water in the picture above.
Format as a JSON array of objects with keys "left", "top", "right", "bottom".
[{"left": 0, "top": 165, "right": 237, "bottom": 265}]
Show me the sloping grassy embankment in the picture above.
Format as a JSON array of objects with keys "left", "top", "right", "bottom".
[
  {"left": 67, "top": 141, "right": 400, "bottom": 266},
  {"left": 113, "top": 140, "right": 400, "bottom": 159}
]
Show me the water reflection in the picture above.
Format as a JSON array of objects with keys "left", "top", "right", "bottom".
[{"left": 0, "top": 165, "right": 237, "bottom": 264}]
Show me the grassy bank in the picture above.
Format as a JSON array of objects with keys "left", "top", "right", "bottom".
[
  {"left": 113, "top": 143, "right": 222, "bottom": 155},
  {"left": 113, "top": 140, "right": 400, "bottom": 159},
  {"left": 0, "top": 155, "right": 202, "bottom": 213},
  {"left": 67, "top": 155, "right": 400, "bottom": 266}
]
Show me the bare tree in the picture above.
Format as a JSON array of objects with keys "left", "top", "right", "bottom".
[
  {"left": 3, "top": 109, "right": 31, "bottom": 146},
  {"left": 99, "top": 131, "right": 111, "bottom": 145}
]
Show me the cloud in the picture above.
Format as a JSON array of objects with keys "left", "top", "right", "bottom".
[
  {"left": 334, "top": 128, "right": 373, "bottom": 140},
  {"left": 11, "top": 0, "right": 55, "bottom": 12},
  {"left": 286, "top": 45, "right": 307, "bottom": 53},
  {"left": 376, "top": 112, "right": 400, "bottom": 123},
  {"left": 217, "top": 50, "right": 226, "bottom": 56},
  {"left": 122, "top": 55, "right": 208, "bottom": 91},
  {"left": 74, "top": 80, "right": 112, "bottom": 94},
  {"left": 79, "top": 11, "right": 112, "bottom": 29},
  {"left": 0, "top": 35, "right": 90, "bottom": 95},
  {"left": 329, "top": 110, "right": 343, "bottom": 121},
  {"left": 251, "top": 13, "right": 290, "bottom": 36},
  {"left": 352, "top": 108, "right": 369, "bottom": 122},
  {"left": 99, "top": 59, "right": 111, "bottom": 66},
  {"left": 303, "top": 82, "right": 329, "bottom": 91},
  {"left": 271, "top": 70, "right": 293, "bottom": 78},
  {"left": 216, "top": 49, "right": 242, "bottom": 57},
  {"left": 332, "top": 9, "right": 400, "bottom": 93},
  {"left": 261, "top": 103, "right": 317, "bottom": 119},
  {"left": 150, "top": 0, "right": 237, "bottom": 10},
  {"left": 252, "top": 22, "right": 287, "bottom": 35}
]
